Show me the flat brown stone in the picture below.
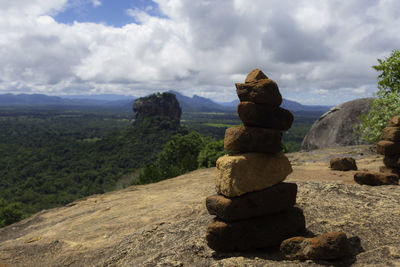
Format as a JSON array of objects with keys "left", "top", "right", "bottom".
[
  {"left": 244, "top": 69, "right": 268, "bottom": 83},
  {"left": 376, "top": 140, "right": 400, "bottom": 155},
  {"left": 354, "top": 171, "right": 399, "bottom": 186},
  {"left": 206, "top": 182, "right": 297, "bottom": 222},
  {"left": 330, "top": 157, "right": 357, "bottom": 171},
  {"left": 389, "top": 116, "right": 400, "bottom": 127},
  {"left": 280, "top": 232, "right": 351, "bottom": 260},
  {"left": 215, "top": 153, "right": 292, "bottom": 197},
  {"left": 237, "top": 102, "right": 293, "bottom": 131},
  {"left": 236, "top": 79, "right": 282, "bottom": 105},
  {"left": 224, "top": 126, "right": 282, "bottom": 153},
  {"left": 383, "top": 154, "right": 400, "bottom": 168},
  {"left": 206, "top": 207, "right": 306, "bottom": 252},
  {"left": 381, "top": 127, "right": 400, "bottom": 141}
]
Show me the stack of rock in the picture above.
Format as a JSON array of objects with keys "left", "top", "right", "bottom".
[
  {"left": 205, "top": 69, "right": 306, "bottom": 252},
  {"left": 378, "top": 116, "right": 400, "bottom": 177},
  {"left": 354, "top": 116, "right": 400, "bottom": 185}
]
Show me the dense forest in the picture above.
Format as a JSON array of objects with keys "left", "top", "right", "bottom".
[{"left": 0, "top": 106, "right": 322, "bottom": 227}]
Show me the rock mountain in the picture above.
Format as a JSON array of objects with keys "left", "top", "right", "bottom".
[
  {"left": 301, "top": 98, "right": 374, "bottom": 151},
  {"left": 1, "top": 145, "right": 399, "bottom": 266}
]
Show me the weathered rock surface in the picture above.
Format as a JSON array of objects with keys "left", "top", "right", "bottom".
[
  {"left": 301, "top": 98, "right": 374, "bottom": 151},
  {"left": 237, "top": 102, "right": 293, "bottom": 130},
  {"left": 381, "top": 127, "right": 400, "bottom": 141},
  {"left": 244, "top": 68, "right": 268, "bottom": 83},
  {"left": 280, "top": 232, "right": 351, "bottom": 260},
  {"left": 224, "top": 126, "right": 282, "bottom": 153},
  {"left": 235, "top": 79, "right": 282, "bottom": 105},
  {"left": 206, "top": 207, "right": 306, "bottom": 252},
  {"left": 132, "top": 92, "right": 181, "bottom": 124},
  {"left": 354, "top": 171, "right": 399, "bottom": 186},
  {"left": 376, "top": 140, "right": 400, "bottom": 155},
  {"left": 1, "top": 146, "right": 400, "bottom": 266},
  {"left": 206, "top": 182, "right": 297, "bottom": 221},
  {"left": 330, "top": 157, "right": 357, "bottom": 171},
  {"left": 215, "top": 153, "right": 292, "bottom": 197}
]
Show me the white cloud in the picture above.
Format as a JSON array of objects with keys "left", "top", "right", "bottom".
[
  {"left": 0, "top": 0, "right": 400, "bottom": 104},
  {"left": 91, "top": 0, "right": 101, "bottom": 7}
]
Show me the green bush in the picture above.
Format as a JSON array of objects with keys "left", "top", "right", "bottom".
[
  {"left": 0, "top": 198, "right": 25, "bottom": 227},
  {"left": 359, "top": 49, "right": 400, "bottom": 143},
  {"left": 197, "top": 140, "right": 227, "bottom": 168}
]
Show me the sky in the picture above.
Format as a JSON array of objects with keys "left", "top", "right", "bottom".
[{"left": 1, "top": 0, "right": 400, "bottom": 105}]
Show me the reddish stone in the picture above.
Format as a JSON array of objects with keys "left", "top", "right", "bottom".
[
  {"left": 237, "top": 102, "right": 293, "bottom": 131},
  {"left": 330, "top": 157, "right": 357, "bottom": 171},
  {"left": 244, "top": 68, "right": 268, "bottom": 83},
  {"left": 354, "top": 172, "right": 399, "bottom": 186},
  {"left": 224, "top": 126, "right": 282, "bottom": 153},
  {"left": 235, "top": 79, "right": 282, "bottom": 105},
  {"left": 376, "top": 140, "right": 400, "bottom": 155},
  {"left": 206, "top": 207, "right": 306, "bottom": 252},
  {"left": 206, "top": 182, "right": 297, "bottom": 222},
  {"left": 280, "top": 232, "right": 351, "bottom": 260},
  {"left": 381, "top": 127, "right": 400, "bottom": 142}
]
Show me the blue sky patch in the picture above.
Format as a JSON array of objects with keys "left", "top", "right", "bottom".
[{"left": 55, "top": 0, "right": 165, "bottom": 27}]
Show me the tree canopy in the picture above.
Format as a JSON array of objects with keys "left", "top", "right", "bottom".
[{"left": 359, "top": 49, "right": 400, "bottom": 142}]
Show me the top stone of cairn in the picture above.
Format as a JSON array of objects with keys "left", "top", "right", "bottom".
[
  {"left": 236, "top": 69, "right": 282, "bottom": 106},
  {"left": 245, "top": 68, "right": 268, "bottom": 83}
]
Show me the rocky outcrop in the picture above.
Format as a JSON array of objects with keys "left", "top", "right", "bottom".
[
  {"left": 301, "top": 98, "right": 374, "bottom": 151},
  {"left": 132, "top": 92, "right": 181, "bottom": 124}
]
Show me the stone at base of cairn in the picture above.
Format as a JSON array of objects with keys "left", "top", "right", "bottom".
[
  {"left": 354, "top": 171, "right": 399, "bottom": 186},
  {"left": 280, "top": 232, "right": 351, "bottom": 260},
  {"left": 206, "top": 182, "right": 297, "bottom": 222},
  {"left": 206, "top": 207, "right": 306, "bottom": 252}
]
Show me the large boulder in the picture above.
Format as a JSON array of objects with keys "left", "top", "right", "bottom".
[
  {"left": 301, "top": 98, "right": 374, "bottom": 151},
  {"left": 132, "top": 92, "right": 181, "bottom": 124}
]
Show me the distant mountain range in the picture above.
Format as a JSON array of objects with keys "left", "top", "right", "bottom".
[{"left": 0, "top": 92, "right": 332, "bottom": 113}]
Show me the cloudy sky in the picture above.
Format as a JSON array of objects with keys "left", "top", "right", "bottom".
[{"left": 1, "top": 0, "right": 400, "bottom": 105}]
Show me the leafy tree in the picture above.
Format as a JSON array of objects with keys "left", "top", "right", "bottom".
[
  {"left": 197, "top": 140, "right": 227, "bottom": 168},
  {"left": 136, "top": 131, "right": 206, "bottom": 184},
  {"left": 359, "top": 49, "right": 400, "bottom": 142},
  {"left": 0, "top": 198, "right": 25, "bottom": 227}
]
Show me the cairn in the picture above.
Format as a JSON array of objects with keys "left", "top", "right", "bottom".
[
  {"left": 378, "top": 116, "right": 400, "bottom": 176},
  {"left": 205, "top": 69, "right": 306, "bottom": 252},
  {"left": 354, "top": 116, "right": 400, "bottom": 185}
]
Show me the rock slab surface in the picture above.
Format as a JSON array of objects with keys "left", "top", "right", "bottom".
[
  {"left": 215, "top": 153, "right": 292, "bottom": 197},
  {"left": 1, "top": 167, "right": 400, "bottom": 266},
  {"left": 206, "top": 182, "right": 297, "bottom": 221}
]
